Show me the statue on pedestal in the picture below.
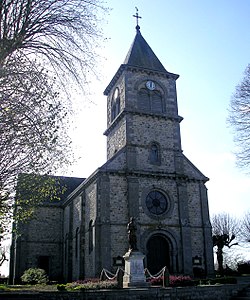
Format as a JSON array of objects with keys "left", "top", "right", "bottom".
[
  {"left": 123, "top": 217, "right": 148, "bottom": 287},
  {"left": 127, "top": 217, "right": 138, "bottom": 251}
]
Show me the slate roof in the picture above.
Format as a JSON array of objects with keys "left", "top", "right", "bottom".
[
  {"left": 56, "top": 176, "right": 85, "bottom": 200},
  {"left": 104, "top": 26, "right": 177, "bottom": 95},
  {"left": 123, "top": 26, "right": 168, "bottom": 73},
  {"left": 16, "top": 173, "right": 85, "bottom": 205}
]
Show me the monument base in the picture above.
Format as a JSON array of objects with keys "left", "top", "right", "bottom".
[{"left": 123, "top": 250, "right": 150, "bottom": 288}]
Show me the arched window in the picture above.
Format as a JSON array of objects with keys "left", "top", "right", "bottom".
[
  {"left": 89, "top": 220, "right": 93, "bottom": 254},
  {"left": 149, "top": 143, "right": 160, "bottom": 164},
  {"left": 111, "top": 87, "right": 120, "bottom": 121},
  {"left": 137, "top": 85, "right": 163, "bottom": 113},
  {"left": 75, "top": 227, "right": 79, "bottom": 258}
]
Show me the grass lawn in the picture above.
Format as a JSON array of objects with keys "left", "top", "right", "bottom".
[{"left": 0, "top": 284, "right": 58, "bottom": 292}]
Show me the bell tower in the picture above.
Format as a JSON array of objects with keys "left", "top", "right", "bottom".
[
  {"left": 104, "top": 23, "right": 187, "bottom": 180},
  {"left": 103, "top": 20, "right": 214, "bottom": 277}
]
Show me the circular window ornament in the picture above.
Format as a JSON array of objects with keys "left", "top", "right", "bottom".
[{"left": 146, "top": 191, "right": 168, "bottom": 215}]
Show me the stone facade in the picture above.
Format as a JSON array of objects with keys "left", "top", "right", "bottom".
[
  {"left": 9, "top": 27, "right": 214, "bottom": 283},
  {"left": 10, "top": 204, "right": 64, "bottom": 282}
]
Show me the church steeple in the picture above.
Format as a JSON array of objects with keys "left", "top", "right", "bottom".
[
  {"left": 104, "top": 18, "right": 182, "bottom": 163},
  {"left": 104, "top": 22, "right": 178, "bottom": 96},
  {"left": 123, "top": 28, "right": 168, "bottom": 74}
]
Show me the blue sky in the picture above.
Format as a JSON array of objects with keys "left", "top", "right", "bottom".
[{"left": 70, "top": 0, "right": 250, "bottom": 218}]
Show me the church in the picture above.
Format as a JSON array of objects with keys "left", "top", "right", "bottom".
[{"left": 9, "top": 23, "right": 214, "bottom": 283}]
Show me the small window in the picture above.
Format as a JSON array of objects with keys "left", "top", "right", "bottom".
[
  {"left": 89, "top": 220, "right": 93, "bottom": 254},
  {"left": 111, "top": 87, "right": 120, "bottom": 121},
  {"left": 149, "top": 143, "right": 160, "bottom": 164}
]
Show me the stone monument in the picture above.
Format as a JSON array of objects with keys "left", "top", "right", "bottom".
[{"left": 123, "top": 217, "right": 149, "bottom": 288}]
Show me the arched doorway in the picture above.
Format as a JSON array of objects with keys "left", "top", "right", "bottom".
[{"left": 146, "top": 234, "right": 171, "bottom": 274}]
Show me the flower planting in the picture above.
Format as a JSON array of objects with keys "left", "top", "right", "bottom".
[{"left": 57, "top": 279, "right": 119, "bottom": 291}]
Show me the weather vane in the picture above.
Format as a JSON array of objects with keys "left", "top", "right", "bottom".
[{"left": 133, "top": 7, "right": 142, "bottom": 28}]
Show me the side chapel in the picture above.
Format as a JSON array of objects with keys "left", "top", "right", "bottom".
[{"left": 9, "top": 23, "right": 214, "bottom": 283}]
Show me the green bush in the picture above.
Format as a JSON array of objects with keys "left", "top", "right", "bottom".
[
  {"left": 21, "top": 268, "right": 48, "bottom": 285},
  {"left": 57, "top": 284, "right": 66, "bottom": 291},
  {"left": 0, "top": 284, "right": 9, "bottom": 291}
]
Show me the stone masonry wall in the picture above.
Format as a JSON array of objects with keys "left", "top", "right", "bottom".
[
  {"left": 63, "top": 204, "right": 71, "bottom": 280},
  {"left": 17, "top": 205, "right": 63, "bottom": 281},
  {"left": 109, "top": 175, "right": 129, "bottom": 261},
  {"left": 107, "top": 118, "right": 126, "bottom": 160},
  {"left": 84, "top": 183, "right": 97, "bottom": 278},
  {"left": 71, "top": 195, "right": 82, "bottom": 281},
  {"left": 104, "top": 171, "right": 211, "bottom": 275}
]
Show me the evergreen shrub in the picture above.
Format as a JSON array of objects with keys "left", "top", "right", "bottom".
[{"left": 21, "top": 268, "right": 48, "bottom": 284}]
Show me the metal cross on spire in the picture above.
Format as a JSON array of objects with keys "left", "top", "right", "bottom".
[{"left": 133, "top": 7, "right": 142, "bottom": 31}]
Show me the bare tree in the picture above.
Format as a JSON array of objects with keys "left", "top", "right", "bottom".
[
  {"left": 0, "top": 0, "right": 107, "bottom": 196},
  {"left": 0, "top": 55, "right": 72, "bottom": 191},
  {"left": 228, "top": 64, "right": 250, "bottom": 170},
  {"left": 211, "top": 213, "right": 240, "bottom": 274},
  {"left": 0, "top": 192, "right": 12, "bottom": 267},
  {"left": 0, "top": 55, "right": 72, "bottom": 256},
  {"left": 0, "top": 0, "right": 106, "bottom": 89},
  {"left": 0, "top": 0, "right": 107, "bottom": 261},
  {"left": 242, "top": 211, "right": 250, "bottom": 242}
]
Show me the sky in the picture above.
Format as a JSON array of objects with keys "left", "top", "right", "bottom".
[{"left": 70, "top": 0, "right": 250, "bottom": 218}]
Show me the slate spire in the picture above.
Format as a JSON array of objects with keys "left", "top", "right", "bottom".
[
  {"left": 123, "top": 26, "right": 168, "bottom": 73},
  {"left": 104, "top": 14, "right": 173, "bottom": 95}
]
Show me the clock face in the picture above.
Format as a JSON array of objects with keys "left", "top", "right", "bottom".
[
  {"left": 146, "top": 80, "right": 156, "bottom": 91},
  {"left": 146, "top": 191, "right": 168, "bottom": 215}
]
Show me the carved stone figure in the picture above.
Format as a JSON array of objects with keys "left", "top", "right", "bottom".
[{"left": 127, "top": 217, "right": 138, "bottom": 251}]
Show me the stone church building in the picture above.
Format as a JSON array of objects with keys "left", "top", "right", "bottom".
[{"left": 9, "top": 25, "right": 214, "bottom": 283}]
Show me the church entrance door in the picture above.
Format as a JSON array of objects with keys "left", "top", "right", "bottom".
[{"left": 146, "top": 235, "right": 170, "bottom": 275}]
